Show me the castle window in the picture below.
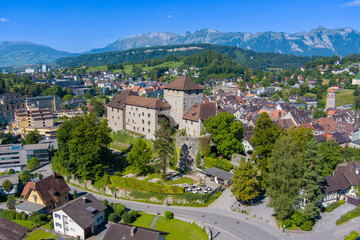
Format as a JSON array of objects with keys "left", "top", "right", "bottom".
[
  {"left": 148, "top": 113, "right": 150, "bottom": 117},
  {"left": 131, "top": 107, "right": 133, "bottom": 110},
  {"left": 112, "top": 116, "right": 114, "bottom": 119},
  {"left": 148, "top": 129, "right": 150, "bottom": 133},
  {"left": 142, "top": 112, "right": 144, "bottom": 116},
  {"left": 142, "top": 127, "right": 144, "bottom": 131},
  {"left": 136, "top": 108, "right": 138, "bottom": 111},
  {"left": 112, "top": 108, "right": 114, "bottom": 112},
  {"left": 142, "top": 120, "right": 144, "bottom": 124},
  {"left": 148, "top": 121, "right": 150, "bottom": 125}
]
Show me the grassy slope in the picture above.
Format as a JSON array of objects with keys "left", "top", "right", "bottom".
[
  {"left": 155, "top": 217, "right": 208, "bottom": 240},
  {"left": 25, "top": 229, "right": 55, "bottom": 240},
  {"left": 336, "top": 89, "right": 354, "bottom": 107},
  {"left": 12, "top": 220, "right": 36, "bottom": 229}
]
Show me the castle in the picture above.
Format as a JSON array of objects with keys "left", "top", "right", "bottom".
[
  {"left": 107, "top": 76, "right": 217, "bottom": 139},
  {"left": 325, "top": 89, "right": 336, "bottom": 109}
]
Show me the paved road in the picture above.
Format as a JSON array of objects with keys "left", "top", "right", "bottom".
[{"left": 69, "top": 184, "right": 287, "bottom": 240}]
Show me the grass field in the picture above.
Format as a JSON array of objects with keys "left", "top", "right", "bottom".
[
  {"left": 167, "top": 177, "right": 195, "bottom": 185},
  {"left": 131, "top": 212, "right": 156, "bottom": 229},
  {"left": 12, "top": 220, "right": 36, "bottom": 229},
  {"left": 25, "top": 229, "right": 56, "bottom": 240},
  {"left": 112, "top": 61, "right": 183, "bottom": 75},
  {"left": 336, "top": 89, "right": 354, "bottom": 107},
  {"left": 155, "top": 217, "right": 208, "bottom": 240},
  {"left": 86, "top": 65, "right": 108, "bottom": 73}
]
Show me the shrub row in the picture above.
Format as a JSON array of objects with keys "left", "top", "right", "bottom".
[
  {"left": 110, "top": 175, "right": 184, "bottom": 195},
  {"left": 336, "top": 206, "right": 360, "bottom": 225},
  {"left": 282, "top": 211, "right": 315, "bottom": 231},
  {"left": 203, "top": 157, "right": 234, "bottom": 172},
  {"left": 325, "top": 200, "right": 345, "bottom": 212}
]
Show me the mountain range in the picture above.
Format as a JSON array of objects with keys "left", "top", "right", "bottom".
[{"left": 1, "top": 26, "right": 360, "bottom": 67}]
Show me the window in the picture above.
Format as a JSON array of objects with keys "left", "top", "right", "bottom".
[
  {"left": 142, "top": 112, "right": 144, "bottom": 116},
  {"left": 71, "top": 228, "right": 75, "bottom": 232},
  {"left": 55, "top": 223, "right": 62, "bottom": 228},
  {"left": 142, "top": 120, "right": 144, "bottom": 124},
  {"left": 54, "top": 213, "right": 61, "bottom": 219},
  {"left": 131, "top": 107, "right": 133, "bottom": 110},
  {"left": 148, "top": 121, "right": 150, "bottom": 125},
  {"left": 148, "top": 129, "right": 150, "bottom": 133},
  {"left": 97, "top": 216, "right": 104, "bottom": 222},
  {"left": 33, "top": 195, "right": 37, "bottom": 203},
  {"left": 136, "top": 108, "right": 138, "bottom": 111},
  {"left": 148, "top": 113, "right": 150, "bottom": 117},
  {"left": 142, "top": 127, "right": 144, "bottom": 131}
]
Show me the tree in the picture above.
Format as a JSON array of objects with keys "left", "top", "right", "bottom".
[
  {"left": 312, "top": 108, "right": 327, "bottom": 119},
  {"left": 301, "top": 138, "right": 324, "bottom": 220},
  {"left": 19, "top": 170, "right": 31, "bottom": 184},
  {"left": 73, "top": 190, "right": 77, "bottom": 199},
  {"left": 2, "top": 180, "right": 13, "bottom": 198},
  {"left": 318, "top": 141, "right": 344, "bottom": 176},
  {"left": 127, "top": 138, "right": 152, "bottom": 175},
  {"left": 25, "top": 129, "right": 41, "bottom": 144},
  {"left": 90, "top": 98, "right": 105, "bottom": 117},
  {"left": 84, "top": 90, "right": 93, "bottom": 99},
  {"left": 231, "top": 161, "right": 261, "bottom": 203},
  {"left": 62, "top": 94, "right": 73, "bottom": 102},
  {"left": 204, "top": 112, "right": 244, "bottom": 159},
  {"left": 53, "top": 114, "right": 112, "bottom": 181},
  {"left": 153, "top": 118, "right": 174, "bottom": 180},
  {"left": 27, "top": 157, "right": 39, "bottom": 170},
  {"left": 354, "top": 96, "right": 360, "bottom": 110},
  {"left": 267, "top": 133, "right": 304, "bottom": 220},
  {"left": 195, "top": 152, "right": 201, "bottom": 168},
  {"left": 250, "top": 112, "right": 281, "bottom": 176}
]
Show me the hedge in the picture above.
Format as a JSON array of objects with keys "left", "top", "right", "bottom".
[
  {"left": 110, "top": 176, "right": 184, "bottom": 195},
  {"left": 336, "top": 206, "right": 360, "bottom": 225},
  {"left": 325, "top": 200, "right": 345, "bottom": 212}
]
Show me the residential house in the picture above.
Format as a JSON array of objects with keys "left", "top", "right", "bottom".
[
  {"left": 0, "top": 218, "right": 29, "bottom": 240},
  {"left": 0, "top": 174, "right": 19, "bottom": 196},
  {"left": 103, "top": 223, "right": 169, "bottom": 240},
  {"left": 322, "top": 161, "right": 360, "bottom": 207},
  {"left": 53, "top": 193, "right": 107, "bottom": 239},
  {"left": 17, "top": 173, "right": 70, "bottom": 214}
]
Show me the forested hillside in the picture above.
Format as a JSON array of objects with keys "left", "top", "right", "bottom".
[{"left": 56, "top": 44, "right": 319, "bottom": 70}]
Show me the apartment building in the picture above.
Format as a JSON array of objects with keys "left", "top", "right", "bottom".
[
  {"left": 15, "top": 107, "right": 53, "bottom": 130},
  {"left": 26, "top": 95, "right": 61, "bottom": 112},
  {"left": 0, "top": 93, "right": 25, "bottom": 123}
]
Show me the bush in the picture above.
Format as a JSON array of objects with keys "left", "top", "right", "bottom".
[
  {"left": 21, "top": 212, "right": 27, "bottom": 221},
  {"left": 49, "top": 219, "right": 54, "bottom": 229},
  {"left": 345, "top": 231, "right": 359, "bottom": 240},
  {"left": 110, "top": 176, "right": 184, "bottom": 195},
  {"left": 291, "top": 211, "right": 305, "bottom": 226},
  {"left": 165, "top": 211, "right": 174, "bottom": 220},
  {"left": 73, "top": 190, "right": 78, "bottom": 199},
  {"left": 28, "top": 212, "right": 47, "bottom": 226},
  {"left": 336, "top": 206, "right": 360, "bottom": 225},
  {"left": 282, "top": 218, "right": 292, "bottom": 228},
  {"left": 203, "top": 157, "right": 234, "bottom": 171},
  {"left": 325, "top": 200, "right": 345, "bottom": 212},
  {"left": 300, "top": 220, "right": 314, "bottom": 231},
  {"left": 195, "top": 152, "right": 201, "bottom": 168},
  {"left": 122, "top": 212, "right": 134, "bottom": 224},
  {"left": 0, "top": 209, "right": 16, "bottom": 220},
  {"left": 114, "top": 204, "right": 126, "bottom": 216},
  {"left": 108, "top": 213, "right": 118, "bottom": 222},
  {"left": 101, "top": 199, "right": 109, "bottom": 206}
]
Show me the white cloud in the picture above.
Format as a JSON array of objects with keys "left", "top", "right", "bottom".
[
  {"left": 167, "top": 15, "right": 172, "bottom": 18},
  {"left": 342, "top": 0, "right": 360, "bottom": 6},
  {"left": 0, "top": 18, "right": 9, "bottom": 22}
]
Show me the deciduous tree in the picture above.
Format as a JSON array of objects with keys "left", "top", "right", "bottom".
[
  {"left": 2, "top": 180, "right": 13, "bottom": 198},
  {"left": 25, "top": 129, "right": 41, "bottom": 144},
  {"left": 27, "top": 157, "right": 39, "bottom": 170},
  {"left": 231, "top": 161, "right": 260, "bottom": 203},
  {"left": 127, "top": 138, "right": 152, "bottom": 175}
]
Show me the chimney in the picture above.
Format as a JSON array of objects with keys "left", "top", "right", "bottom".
[
  {"left": 130, "top": 226, "right": 137, "bottom": 236},
  {"left": 82, "top": 197, "right": 88, "bottom": 203}
]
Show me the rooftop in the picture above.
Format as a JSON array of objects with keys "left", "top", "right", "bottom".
[
  {"left": 0, "top": 218, "right": 28, "bottom": 240},
  {"left": 103, "top": 223, "right": 169, "bottom": 240},
  {"left": 203, "top": 167, "right": 233, "bottom": 181},
  {"left": 163, "top": 76, "right": 203, "bottom": 91}
]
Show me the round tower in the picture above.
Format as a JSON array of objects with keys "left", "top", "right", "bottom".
[{"left": 325, "top": 89, "right": 336, "bottom": 109}]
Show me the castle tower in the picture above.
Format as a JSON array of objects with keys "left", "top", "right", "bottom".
[
  {"left": 326, "top": 89, "right": 336, "bottom": 109},
  {"left": 163, "top": 76, "right": 203, "bottom": 124}
]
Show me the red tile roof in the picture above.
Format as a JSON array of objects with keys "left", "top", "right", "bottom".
[
  {"left": 183, "top": 103, "right": 217, "bottom": 122},
  {"left": 107, "top": 90, "right": 138, "bottom": 109},
  {"left": 126, "top": 96, "right": 170, "bottom": 109},
  {"left": 21, "top": 173, "right": 70, "bottom": 204}
]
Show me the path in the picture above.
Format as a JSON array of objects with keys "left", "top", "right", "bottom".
[{"left": 150, "top": 214, "right": 160, "bottom": 230}]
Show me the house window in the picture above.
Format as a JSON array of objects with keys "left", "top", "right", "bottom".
[
  {"left": 55, "top": 223, "right": 62, "bottom": 228},
  {"left": 33, "top": 195, "right": 37, "bottom": 203},
  {"left": 54, "top": 213, "right": 61, "bottom": 219}
]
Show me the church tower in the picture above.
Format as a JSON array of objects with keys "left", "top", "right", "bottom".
[
  {"left": 163, "top": 76, "right": 203, "bottom": 124},
  {"left": 325, "top": 89, "right": 336, "bottom": 109}
]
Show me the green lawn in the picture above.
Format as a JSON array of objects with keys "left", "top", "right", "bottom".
[
  {"left": 13, "top": 220, "right": 36, "bottom": 229},
  {"left": 155, "top": 217, "right": 208, "bottom": 240},
  {"left": 336, "top": 89, "right": 354, "bottom": 107},
  {"left": 25, "top": 229, "right": 56, "bottom": 240},
  {"left": 167, "top": 177, "right": 195, "bottom": 185},
  {"left": 86, "top": 65, "right": 108, "bottom": 73},
  {"left": 131, "top": 212, "right": 156, "bottom": 228}
]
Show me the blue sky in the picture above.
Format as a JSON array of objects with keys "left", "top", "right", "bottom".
[{"left": 1, "top": 0, "right": 360, "bottom": 52}]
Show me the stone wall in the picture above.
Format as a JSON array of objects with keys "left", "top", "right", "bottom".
[{"left": 175, "top": 136, "right": 199, "bottom": 171}]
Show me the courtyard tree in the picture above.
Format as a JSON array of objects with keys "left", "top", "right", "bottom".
[
  {"left": 25, "top": 129, "right": 41, "bottom": 144},
  {"left": 127, "top": 138, "right": 152, "bottom": 175},
  {"left": 27, "top": 157, "right": 39, "bottom": 170},
  {"left": 2, "top": 180, "right": 13, "bottom": 198},
  {"left": 153, "top": 118, "right": 174, "bottom": 180},
  {"left": 204, "top": 112, "right": 244, "bottom": 159}
]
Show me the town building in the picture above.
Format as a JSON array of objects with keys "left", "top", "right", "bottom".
[
  {"left": 326, "top": 89, "right": 336, "bottom": 109},
  {"left": 26, "top": 95, "right": 61, "bottom": 112},
  {"left": 14, "top": 107, "right": 53, "bottom": 130},
  {"left": 17, "top": 173, "right": 70, "bottom": 214},
  {"left": 0, "top": 144, "right": 27, "bottom": 172},
  {"left": 103, "top": 223, "right": 169, "bottom": 240},
  {"left": 203, "top": 167, "right": 233, "bottom": 187},
  {"left": 0, "top": 93, "right": 26, "bottom": 123},
  {"left": 53, "top": 193, "right": 107, "bottom": 240}
]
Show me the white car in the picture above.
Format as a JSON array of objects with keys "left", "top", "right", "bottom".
[
  {"left": 192, "top": 190, "right": 197, "bottom": 194},
  {"left": 203, "top": 189, "right": 208, "bottom": 193}
]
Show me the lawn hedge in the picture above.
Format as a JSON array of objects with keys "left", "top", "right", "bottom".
[
  {"left": 110, "top": 176, "right": 184, "bottom": 195},
  {"left": 336, "top": 206, "right": 360, "bottom": 225}
]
